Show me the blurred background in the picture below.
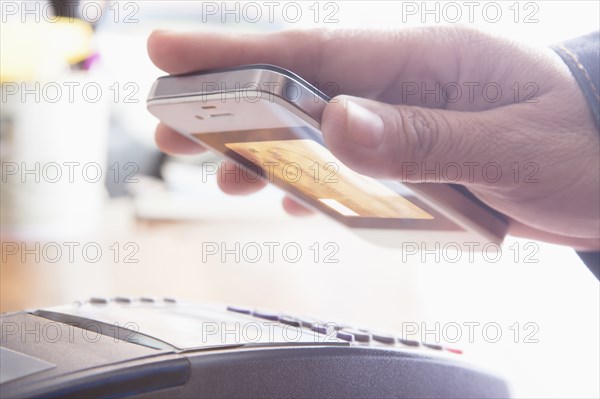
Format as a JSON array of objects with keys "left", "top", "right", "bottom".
[{"left": 1, "top": 1, "right": 598, "bottom": 398}]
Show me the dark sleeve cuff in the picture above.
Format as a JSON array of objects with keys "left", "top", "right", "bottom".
[
  {"left": 552, "top": 31, "right": 600, "bottom": 128},
  {"left": 577, "top": 251, "right": 600, "bottom": 280}
]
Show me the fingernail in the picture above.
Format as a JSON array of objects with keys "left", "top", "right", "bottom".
[{"left": 346, "top": 100, "right": 385, "bottom": 150}]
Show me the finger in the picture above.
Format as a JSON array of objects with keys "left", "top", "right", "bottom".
[
  {"left": 147, "top": 28, "right": 461, "bottom": 99},
  {"left": 282, "top": 195, "right": 314, "bottom": 217},
  {"left": 321, "top": 94, "right": 517, "bottom": 186},
  {"left": 155, "top": 123, "right": 206, "bottom": 155},
  {"left": 147, "top": 29, "right": 318, "bottom": 76},
  {"left": 217, "top": 161, "right": 268, "bottom": 195}
]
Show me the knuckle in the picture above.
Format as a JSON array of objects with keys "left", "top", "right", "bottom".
[{"left": 394, "top": 106, "right": 446, "bottom": 163}]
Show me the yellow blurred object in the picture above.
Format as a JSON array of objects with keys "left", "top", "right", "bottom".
[{"left": 0, "top": 17, "right": 93, "bottom": 82}]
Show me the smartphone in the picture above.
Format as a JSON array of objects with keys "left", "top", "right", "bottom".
[{"left": 147, "top": 64, "right": 508, "bottom": 248}]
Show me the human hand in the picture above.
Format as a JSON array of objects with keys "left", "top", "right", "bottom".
[{"left": 148, "top": 27, "right": 600, "bottom": 250}]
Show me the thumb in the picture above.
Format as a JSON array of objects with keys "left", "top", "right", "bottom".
[{"left": 321, "top": 95, "right": 501, "bottom": 185}]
